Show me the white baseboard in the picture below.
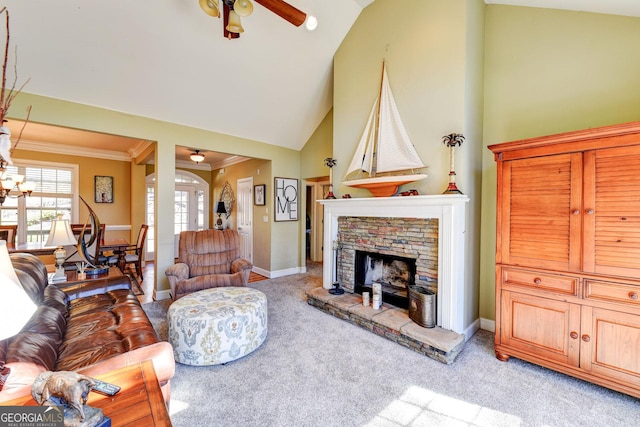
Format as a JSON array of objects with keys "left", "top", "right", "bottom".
[
  {"left": 480, "top": 317, "right": 496, "bottom": 333},
  {"left": 463, "top": 318, "right": 481, "bottom": 342},
  {"left": 269, "top": 267, "right": 303, "bottom": 278},
  {"left": 153, "top": 288, "right": 172, "bottom": 301}
]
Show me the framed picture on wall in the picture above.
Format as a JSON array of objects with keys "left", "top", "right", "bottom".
[
  {"left": 95, "top": 176, "right": 114, "bottom": 203},
  {"left": 254, "top": 184, "right": 266, "bottom": 206},
  {"left": 274, "top": 177, "right": 298, "bottom": 221}
]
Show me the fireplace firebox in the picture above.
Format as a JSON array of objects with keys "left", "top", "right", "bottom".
[{"left": 354, "top": 250, "right": 417, "bottom": 309}]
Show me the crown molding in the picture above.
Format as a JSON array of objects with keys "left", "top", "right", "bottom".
[{"left": 16, "top": 139, "right": 132, "bottom": 162}]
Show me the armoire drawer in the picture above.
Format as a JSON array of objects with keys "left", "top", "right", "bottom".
[
  {"left": 585, "top": 280, "right": 640, "bottom": 307},
  {"left": 501, "top": 267, "right": 578, "bottom": 295}
]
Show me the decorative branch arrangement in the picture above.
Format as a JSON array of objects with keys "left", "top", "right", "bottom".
[
  {"left": 442, "top": 133, "right": 465, "bottom": 194},
  {"left": 0, "top": 7, "right": 31, "bottom": 165}
]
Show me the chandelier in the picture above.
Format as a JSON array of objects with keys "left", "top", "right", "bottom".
[{"left": 0, "top": 127, "right": 35, "bottom": 205}]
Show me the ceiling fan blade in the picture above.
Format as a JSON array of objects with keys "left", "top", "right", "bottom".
[{"left": 254, "top": 0, "right": 306, "bottom": 27}]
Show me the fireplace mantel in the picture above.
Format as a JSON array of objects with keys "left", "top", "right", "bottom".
[{"left": 320, "top": 195, "right": 469, "bottom": 334}]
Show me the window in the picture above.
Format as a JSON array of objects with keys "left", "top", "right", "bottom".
[{"left": 0, "top": 160, "right": 79, "bottom": 243}]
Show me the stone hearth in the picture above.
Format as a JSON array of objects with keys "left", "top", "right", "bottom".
[
  {"left": 305, "top": 288, "right": 465, "bottom": 364},
  {"left": 319, "top": 195, "right": 470, "bottom": 335}
]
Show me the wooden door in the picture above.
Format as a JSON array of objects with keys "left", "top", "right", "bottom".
[
  {"left": 236, "top": 177, "right": 253, "bottom": 264},
  {"left": 580, "top": 306, "right": 640, "bottom": 387},
  {"left": 500, "top": 291, "right": 581, "bottom": 366},
  {"left": 583, "top": 145, "right": 640, "bottom": 278},
  {"left": 500, "top": 153, "right": 583, "bottom": 272}
]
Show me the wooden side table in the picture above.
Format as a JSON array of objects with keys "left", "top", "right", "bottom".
[
  {"left": 2, "top": 360, "right": 171, "bottom": 426},
  {"left": 47, "top": 266, "right": 124, "bottom": 285}
]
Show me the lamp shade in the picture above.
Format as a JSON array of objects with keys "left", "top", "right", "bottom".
[
  {"left": 234, "top": 0, "right": 254, "bottom": 17},
  {"left": 199, "top": 0, "right": 220, "bottom": 17},
  {"left": 45, "top": 219, "right": 77, "bottom": 247},
  {"left": 190, "top": 150, "right": 205, "bottom": 164},
  {"left": 0, "top": 240, "right": 36, "bottom": 340},
  {"left": 226, "top": 10, "right": 244, "bottom": 33},
  {"left": 216, "top": 201, "right": 227, "bottom": 215}
]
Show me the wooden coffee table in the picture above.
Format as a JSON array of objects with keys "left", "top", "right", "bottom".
[{"left": 2, "top": 360, "right": 171, "bottom": 426}]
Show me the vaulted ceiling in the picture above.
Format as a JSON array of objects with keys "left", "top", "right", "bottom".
[{"left": 3, "top": 0, "right": 640, "bottom": 164}]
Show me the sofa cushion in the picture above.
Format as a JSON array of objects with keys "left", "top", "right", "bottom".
[
  {"left": 55, "top": 289, "right": 161, "bottom": 372},
  {"left": 11, "top": 253, "right": 48, "bottom": 306}
]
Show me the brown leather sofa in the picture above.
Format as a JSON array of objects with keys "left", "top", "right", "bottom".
[
  {"left": 0, "top": 253, "right": 175, "bottom": 404},
  {"left": 165, "top": 229, "right": 253, "bottom": 300}
]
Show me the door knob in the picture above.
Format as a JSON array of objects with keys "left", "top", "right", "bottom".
[{"left": 582, "top": 334, "right": 591, "bottom": 342}]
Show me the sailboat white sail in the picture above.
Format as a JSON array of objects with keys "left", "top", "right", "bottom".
[{"left": 343, "top": 63, "right": 427, "bottom": 197}]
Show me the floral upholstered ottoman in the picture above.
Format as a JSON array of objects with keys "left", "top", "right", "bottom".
[{"left": 167, "top": 287, "right": 268, "bottom": 366}]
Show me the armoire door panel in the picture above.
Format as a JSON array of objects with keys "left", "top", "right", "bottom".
[
  {"left": 502, "top": 153, "right": 582, "bottom": 271},
  {"left": 584, "top": 146, "right": 640, "bottom": 277},
  {"left": 581, "top": 306, "right": 640, "bottom": 386},
  {"left": 501, "top": 291, "right": 580, "bottom": 366}
]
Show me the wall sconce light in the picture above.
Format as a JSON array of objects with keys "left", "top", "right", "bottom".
[{"left": 190, "top": 150, "right": 205, "bottom": 164}]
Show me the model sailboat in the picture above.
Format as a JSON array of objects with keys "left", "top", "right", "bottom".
[{"left": 343, "top": 63, "right": 428, "bottom": 197}]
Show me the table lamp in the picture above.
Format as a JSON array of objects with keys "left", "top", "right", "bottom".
[
  {"left": 215, "top": 201, "right": 227, "bottom": 229},
  {"left": 0, "top": 240, "right": 36, "bottom": 340},
  {"left": 46, "top": 218, "right": 77, "bottom": 279}
]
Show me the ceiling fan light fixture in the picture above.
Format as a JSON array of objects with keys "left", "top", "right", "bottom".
[
  {"left": 234, "top": 0, "right": 254, "bottom": 17},
  {"left": 190, "top": 150, "right": 205, "bottom": 164},
  {"left": 304, "top": 15, "right": 318, "bottom": 31},
  {"left": 200, "top": 0, "right": 220, "bottom": 17},
  {"left": 226, "top": 10, "right": 244, "bottom": 33}
]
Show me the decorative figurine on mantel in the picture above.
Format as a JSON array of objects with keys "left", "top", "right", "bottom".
[
  {"left": 324, "top": 157, "right": 337, "bottom": 199},
  {"left": 442, "top": 133, "right": 465, "bottom": 194}
]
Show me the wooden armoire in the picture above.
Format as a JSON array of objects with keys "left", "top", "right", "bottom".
[{"left": 489, "top": 121, "right": 640, "bottom": 398}]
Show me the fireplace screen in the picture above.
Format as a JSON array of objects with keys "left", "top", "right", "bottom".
[{"left": 354, "top": 250, "right": 417, "bottom": 309}]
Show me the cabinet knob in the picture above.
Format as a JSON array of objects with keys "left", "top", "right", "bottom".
[
  {"left": 629, "top": 292, "right": 638, "bottom": 300},
  {"left": 582, "top": 334, "right": 591, "bottom": 342},
  {"left": 572, "top": 209, "right": 580, "bottom": 215},
  {"left": 586, "top": 209, "right": 595, "bottom": 215},
  {"left": 570, "top": 331, "right": 578, "bottom": 339},
  {"left": 533, "top": 277, "right": 541, "bottom": 285}
]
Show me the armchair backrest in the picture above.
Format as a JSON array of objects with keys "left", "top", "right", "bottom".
[
  {"left": 0, "top": 224, "right": 17, "bottom": 244},
  {"left": 178, "top": 229, "right": 241, "bottom": 278}
]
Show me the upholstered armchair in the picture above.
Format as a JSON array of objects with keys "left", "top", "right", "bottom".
[{"left": 165, "top": 229, "right": 253, "bottom": 300}]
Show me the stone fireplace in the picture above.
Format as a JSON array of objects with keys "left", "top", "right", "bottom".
[
  {"left": 319, "top": 195, "right": 469, "bottom": 335},
  {"left": 340, "top": 216, "right": 437, "bottom": 309},
  {"left": 353, "top": 250, "right": 417, "bottom": 309}
]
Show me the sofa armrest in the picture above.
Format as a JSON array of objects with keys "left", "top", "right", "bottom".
[
  {"left": 58, "top": 276, "right": 133, "bottom": 302},
  {"left": 165, "top": 262, "right": 189, "bottom": 299},
  {"left": 231, "top": 258, "right": 252, "bottom": 273}
]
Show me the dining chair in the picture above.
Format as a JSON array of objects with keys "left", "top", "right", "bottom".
[
  {"left": 0, "top": 224, "right": 17, "bottom": 244},
  {"left": 111, "top": 224, "right": 149, "bottom": 280}
]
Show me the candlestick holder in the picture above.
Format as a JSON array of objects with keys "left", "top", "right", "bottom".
[
  {"left": 324, "top": 157, "right": 337, "bottom": 199},
  {"left": 442, "top": 133, "right": 465, "bottom": 194}
]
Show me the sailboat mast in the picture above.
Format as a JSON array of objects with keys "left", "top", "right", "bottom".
[{"left": 371, "top": 61, "right": 386, "bottom": 177}]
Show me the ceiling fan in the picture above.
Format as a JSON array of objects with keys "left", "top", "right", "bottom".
[{"left": 199, "top": 0, "right": 317, "bottom": 39}]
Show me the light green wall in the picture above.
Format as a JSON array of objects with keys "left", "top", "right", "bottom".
[
  {"left": 300, "top": 108, "right": 333, "bottom": 180},
  {"left": 9, "top": 92, "right": 301, "bottom": 295},
  {"left": 334, "top": 0, "right": 485, "bottom": 330},
  {"left": 211, "top": 158, "right": 272, "bottom": 271},
  {"left": 480, "top": 6, "right": 640, "bottom": 321}
]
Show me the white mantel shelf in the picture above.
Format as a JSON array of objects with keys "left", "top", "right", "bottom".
[{"left": 320, "top": 195, "right": 469, "bottom": 335}]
